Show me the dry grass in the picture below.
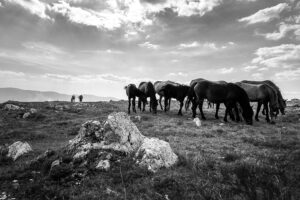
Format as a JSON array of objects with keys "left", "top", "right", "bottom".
[{"left": 0, "top": 100, "right": 299, "bottom": 200}]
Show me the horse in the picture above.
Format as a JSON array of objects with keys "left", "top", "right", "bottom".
[
  {"left": 125, "top": 84, "right": 146, "bottom": 114},
  {"left": 186, "top": 78, "right": 232, "bottom": 120},
  {"left": 78, "top": 95, "right": 83, "bottom": 102},
  {"left": 157, "top": 83, "right": 190, "bottom": 115},
  {"left": 235, "top": 82, "right": 279, "bottom": 123},
  {"left": 191, "top": 80, "right": 253, "bottom": 125},
  {"left": 154, "top": 81, "right": 180, "bottom": 111},
  {"left": 241, "top": 80, "right": 286, "bottom": 115},
  {"left": 71, "top": 95, "right": 75, "bottom": 103},
  {"left": 138, "top": 82, "right": 158, "bottom": 114}
]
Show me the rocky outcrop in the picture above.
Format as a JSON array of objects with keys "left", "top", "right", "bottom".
[
  {"left": 3, "top": 104, "right": 24, "bottom": 111},
  {"left": 7, "top": 141, "right": 33, "bottom": 161},
  {"left": 67, "top": 112, "right": 177, "bottom": 172}
]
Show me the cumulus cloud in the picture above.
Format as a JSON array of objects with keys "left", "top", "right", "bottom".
[
  {"left": 167, "top": 72, "right": 188, "bottom": 77},
  {"left": 252, "top": 44, "right": 300, "bottom": 69},
  {"left": 4, "top": 0, "right": 50, "bottom": 19},
  {"left": 260, "top": 23, "right": 300, "bottom": 40},
  {"left": 238, "top": 3, "right": 290, "bottom": 24}
]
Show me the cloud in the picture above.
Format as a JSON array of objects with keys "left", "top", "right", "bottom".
[
  {"left": 167, "top": 72, "right": 188, "bottom": 77},
  {"left": 218, "top": 67, "right": 234, "bottom": 74},
  {"left": 22, "top": 41, "right": 66, "bottom": 55},
  {"left": 4, "top": 0, "right": 50, "bottom": 19},
  {"left": 252, "top": 44, "right": 300, "bottom": 69},
  {"left": 243, "top": 65, "right": 258, "bottom": 72},
  {"left": 275, "top": 68, "right": 300, "bottom": 80},
  {"left": 251, "top": 72, "right": 263, "bottom": 80},
  {"left": 260, "top": 23, "right": 300, "bottom": 40},
  {"left": 179, "top": 41, "right": 200, "bottom": 49},
  {"left": 178, "top": 41, "right": 218, "bottom": 50},
  {"left": 238, "top": 3, "right": 290, "bottom": 24},
  {"left": 0, "top": 70, "right": 25, "bottom": 77},
  {"left": 139, "top": 41, "right": 160, "bottom": 49}
]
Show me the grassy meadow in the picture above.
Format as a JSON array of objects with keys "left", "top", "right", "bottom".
[{"left": 0, "top": 100, "right": 299, "bottom": 200}]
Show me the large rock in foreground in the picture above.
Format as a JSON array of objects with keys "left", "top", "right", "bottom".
[
  {"left": 136, "top": 137, "right": 178, "bottom": 173},
  {"left": 67, "top": 112, "right": 177, "bottom": 172},
  {"left": 7, "top": 141, "right": 33, "bottom": 161}
]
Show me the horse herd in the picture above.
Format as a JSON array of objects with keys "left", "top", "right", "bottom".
[{"left": 125, "top": 79, "right": 286, "bottom": 125}]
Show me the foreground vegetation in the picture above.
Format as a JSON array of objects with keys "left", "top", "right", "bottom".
[{"left": 0, "top": 100, "right": 299, "bottom": 200}]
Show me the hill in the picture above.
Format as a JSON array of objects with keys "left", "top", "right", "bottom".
[{"left": 0, "top": 87, "right": 119, "bottom": 102}]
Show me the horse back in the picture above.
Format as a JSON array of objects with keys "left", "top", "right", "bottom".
[{"left": 194, "top": 80, "right": 229, "bottom": 103}]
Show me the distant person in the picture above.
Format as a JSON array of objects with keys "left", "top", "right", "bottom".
[
  {"left": 79, "top": 95, "right": 83, "bottom": 102},
  {"left": 71, "top": 95, "right": 75, "bottom": 102}
]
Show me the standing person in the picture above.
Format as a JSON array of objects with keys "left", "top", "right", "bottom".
[{"left": 79, "top": 95, "right": 83, "bottom": 102}]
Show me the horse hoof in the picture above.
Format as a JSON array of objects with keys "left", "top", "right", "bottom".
[
  {"left": 215, "top": 116, "right": 219, "bottom": 119},
  {"left": 255, "top": 118, "right": 259, "bottom": 122},
  {"left": 270, "top": 121, "right": 276, "bottom": 125}
]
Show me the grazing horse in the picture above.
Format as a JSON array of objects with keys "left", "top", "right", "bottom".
[
  {"left": 125, "top": 84, "right": 146, "bottom": 114},
  {"left": 235, "top": 82, "right": 279, "bottom": 123},
  {"left": 71, "top": 95, "right": 75, "bottom": 103},
  {"left": 191, "top": 80, "right": 253, "bottom": 125},
  {"left": 138, "top": 82, "right": 158, "bottom": 114},
  {"left": 154, "top": 81, "right": 179, "bottom": 111},
  {"left": 157, "top": 83, "right": 190, "bottom": 115},
  {"left": 241, "top": 80, "right": 286, "bottom": 115},
  {"left": 186, "top": 78, "right": 231, "bottom": 120}
]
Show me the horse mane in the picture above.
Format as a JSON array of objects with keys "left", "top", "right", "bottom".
[{"left": 266, "top": 84, "right": 279, "bottom": 110}]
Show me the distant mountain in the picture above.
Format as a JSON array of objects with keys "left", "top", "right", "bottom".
[{"left": 0, "top": 88, "right": 119, "bottom": 103}]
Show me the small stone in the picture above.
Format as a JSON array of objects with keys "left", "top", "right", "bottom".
[
  {"left": 96, "top": 160, "right": 110, "bottom": 171},
  {"left": 29, "top": 108, "right": 37, "bottom": 114},
  {"left": 51, "top": 159, "right": 60, "bottom": 169},
  {"left": 193, "top": 118, "right": 201, "bottom": 127},
  {"left": 7, "top": 141, "right": 33, "bottom": 161},
  {"left": 219, "top": 123, "right": 225, "bottom": 126},
  {"left": 23, "top": 112, "right": 30, "bottom": 119}
]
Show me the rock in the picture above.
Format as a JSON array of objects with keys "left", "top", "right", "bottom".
[
  {"left": 135, "top": 137, "right": 178, "bottom": 173},
  {"left": 67, "top": 112, "right": 178, "bottom": 173},
  {"left": 30, "top": 108, "right": 37, "bottom": 114},
  {"left": 96, "top": 159, "right": 110, "bottom": 171},
  {"left": 23, "top": 112, "right": 31, "bottom": 119},
  {"left": 3, "top": 104, "right": 24, "bottom": 111},
  {"left": 68, "top": 112, "right": 145, "bottom": 154},
  {"left": 73, "top": 149, "right": 90, "bottom": 160},
  {"left": 193, "top": 118, "right": 201, "bottom": 127},
  {"left": 7, "top": 141, "right": 33, "bottom": 161},
  {"left": 219, "top": 123, "right": 225, "bottom": 126}
]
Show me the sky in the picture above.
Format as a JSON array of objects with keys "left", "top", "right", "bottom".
[{"left": 0, "top": 0, "right": 299, "bottom": 100}]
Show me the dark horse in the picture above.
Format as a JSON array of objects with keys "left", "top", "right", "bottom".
[
  {"left": 241, "top": 80, "right": 286, "bottom": 115},
  {"left": 154, "top": 80, "right": 179, "bottom": 111},
  {"left": 138, "top": 82, "right": 158, "bottom": 114},
  {"left": 190, "top": 80, "right": 253, "bottom": 125},
  {"left": 235, "top": 82, "right": 279, "bottom": 123},
  {"left": 157, "top": 83, "right": 190, "bottom": 115},
  {"left": 186, "top": 78, "right": 232, "bottom": 120},
  {"left": 125, "top": 84, "right": 146, "bottom": 114}
]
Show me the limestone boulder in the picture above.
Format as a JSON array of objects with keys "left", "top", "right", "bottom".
[
  {"left": 7, "top": 141, "right": 33, "bottom": 161},
  {"left": 136, "top": 137, "right": 178, "bottom": 172}
]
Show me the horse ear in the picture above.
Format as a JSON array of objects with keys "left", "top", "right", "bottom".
[{"left": 124, "top": 86, "right": 127, "bottom": 90}]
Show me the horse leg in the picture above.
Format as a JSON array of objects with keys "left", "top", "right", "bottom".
[
  {"left": 262, "top": 106, "right": 266, "bottom": 115},
  {"left": 264, "top": 102, "right": 270, "bottom": 123},
  {"left": 142, "top": 99, "right": 146, "bottom": 112},
  {"left": 164, "top": 97, "right": 168, "bottom": 112},
  {"left": 223, "top": 103, "right": 229, "bottom": 122},
  {"left": 255, "top": 102, "right": 261, "bottom": 121},
  {"left": 207, "top": 101, "right": 210, "bottom": 109},
  {"left": 215, "top": 103, "right": 220, "bottom": 119},
  {"left": 132, "top": 97, "right": 136, "bottom": 113},
  {"left": 178, "top": 100, "right": 183, "bottom": 116},
  {"left": 199, "top": 99, "right": 206, "bottom": 120},
  {"left": 128, "top": 97, "right": 131, "bottom": 114},
  {"left": 234, "top": 104, "right": 241, "bottom": 122},
  {"left": 159, "top": 95, "right": 163, "bottom": 110},
  {"left": 191, "top": 99, "right": 197, "bottom": 118}
]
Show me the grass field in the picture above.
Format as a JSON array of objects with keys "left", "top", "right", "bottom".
[{"left": 0, "top": 100, "right": 299, "bottom": 200}]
